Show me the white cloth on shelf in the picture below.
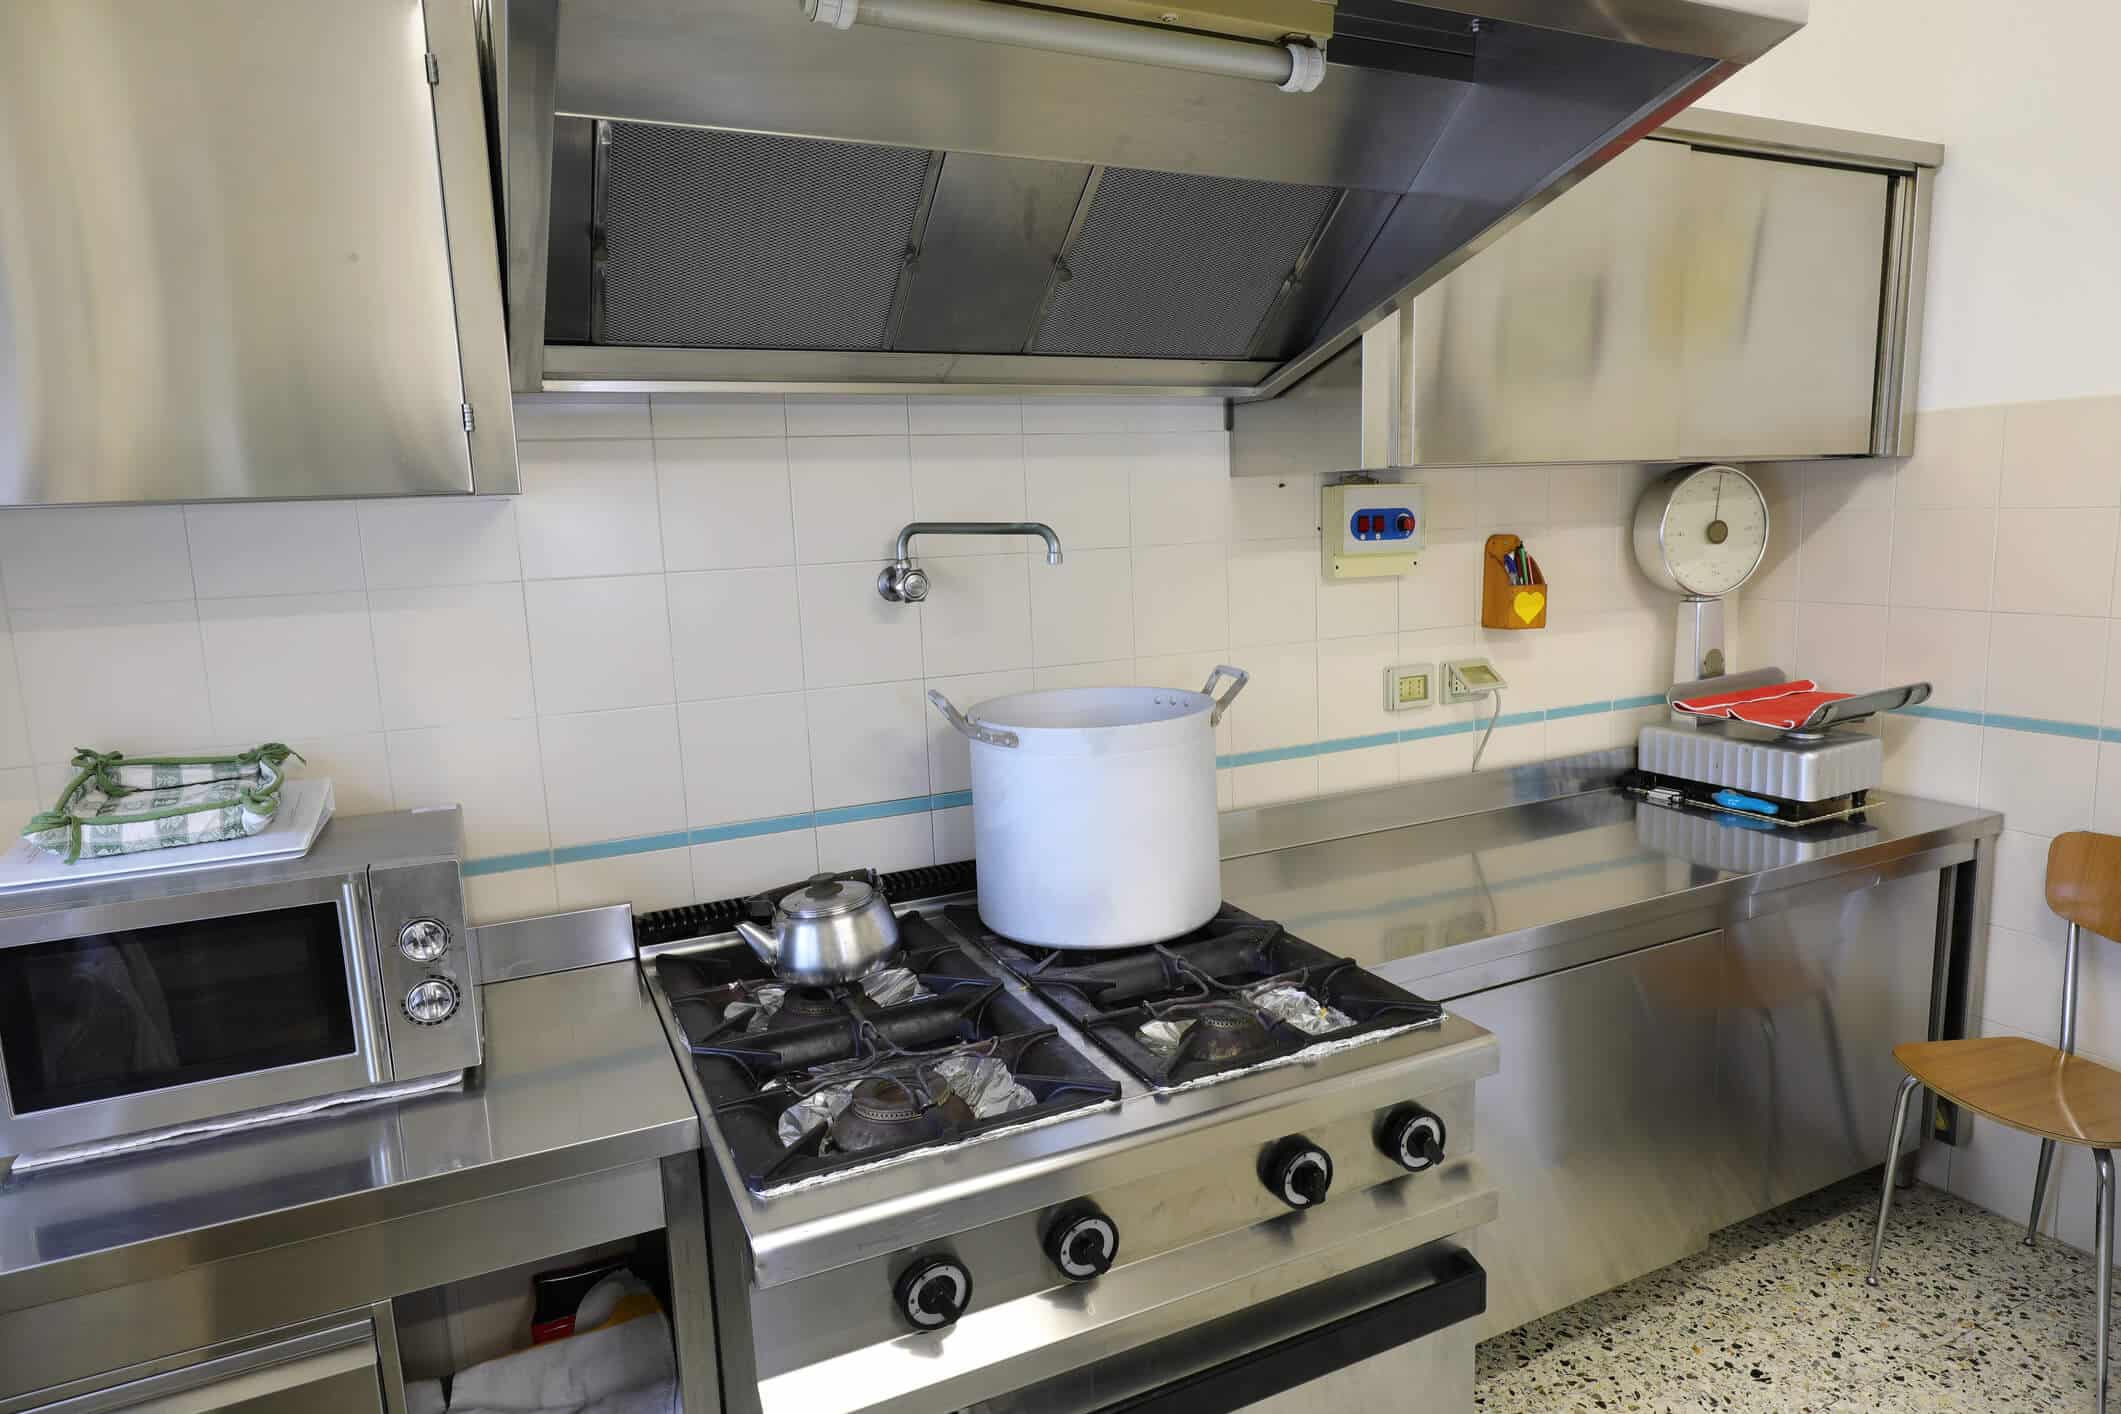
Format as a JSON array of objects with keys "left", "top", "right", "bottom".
[{"left": 444, "top": 1273, "right": 680, "bottom": 1414}]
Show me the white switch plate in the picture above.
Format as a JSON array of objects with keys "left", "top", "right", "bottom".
[
  {"left": 1321, "top": 483, "right": 1424, "bottom": 581},
  {"left": 1383, "top": 662, "right": 1435, "bottom": 711},
  {"left": 1441, "top": 657, "right": 1506, "bottom": 703}
]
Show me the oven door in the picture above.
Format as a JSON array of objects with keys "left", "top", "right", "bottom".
[
  {"left": 0, "top": 873, "right": 387, "bottom": 1161},
  {"left": 975, "top": 1242, "right": 1484, "bottom": 1414}
]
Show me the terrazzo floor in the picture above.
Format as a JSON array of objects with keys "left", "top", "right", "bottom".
[{"left": 1475, "top": 1172, "right": 2108, "bottom": 1411}]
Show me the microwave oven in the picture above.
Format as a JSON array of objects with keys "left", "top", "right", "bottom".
[{"left": 0, "top": 808, "right": 478, "bottom": 1169}]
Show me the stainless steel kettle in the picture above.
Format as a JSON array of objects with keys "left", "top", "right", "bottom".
[{"left": 734, "top": 873, "right": 900, "bottom": 984}]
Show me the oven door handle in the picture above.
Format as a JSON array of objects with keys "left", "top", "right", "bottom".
[{"left": 1096, "top": 1248, "right": 1486, "bottom": 1414}]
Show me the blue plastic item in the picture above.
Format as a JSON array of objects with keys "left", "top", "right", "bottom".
[{"left": 1712, "top": 788, "right": 1780, "bottom": 816}]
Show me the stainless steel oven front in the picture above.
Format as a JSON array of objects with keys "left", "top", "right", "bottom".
[{"left": 0, "top": 809, "right": 477, "bottom": 1166}]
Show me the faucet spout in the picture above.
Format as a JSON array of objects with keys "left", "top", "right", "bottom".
[{"left": 894, "top": 521, "right": 1064, "bottom": 566}]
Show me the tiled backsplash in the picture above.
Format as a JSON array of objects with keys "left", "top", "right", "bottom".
[
  {"left": 1740, "top": 392, "right": 2121, "bottom": 1247},
  {"left": 0, "top": 393, "right": 1678, "bottom": 925}
]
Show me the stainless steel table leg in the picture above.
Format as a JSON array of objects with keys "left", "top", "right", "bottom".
[
  {"left": 2028, "top": 1137, "right": 2058, "bottom": 1245},
  {"left": 1867, "top": 1074, "right": 1921, "bottom": 1287},
  {"left": 2099, "top": 1149, "right": 2115, "bottom": 1414},
  {"left": 662, "top": 1151, "right": 722, "bottom": 1414}
]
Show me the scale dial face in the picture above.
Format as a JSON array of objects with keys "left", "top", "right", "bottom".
[{"left": 1632, "top": 464, "right": 1769, "bottom": 598}]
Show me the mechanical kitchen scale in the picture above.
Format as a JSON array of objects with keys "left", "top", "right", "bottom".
[{"left": 1627, "top": 465, "right": 1929, "bottom": 825}]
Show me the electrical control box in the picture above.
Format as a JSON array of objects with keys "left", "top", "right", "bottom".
[
  {"left": 1321, "top": 482, "right": 1424, "bottom": 581},
  {"left": 1383, "top": 663, "right": 1435, "bottom": 711}
]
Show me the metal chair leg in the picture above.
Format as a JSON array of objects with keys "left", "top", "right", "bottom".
[
  {"left": 2029, "top": 1137, "right": 2058, "bottom": 1245},
  {"left": 2099, "top": 1149, "right": 2115, "bottom": 1414},
  {"left": 1868, "top": 1074, "right": 1922, "bottom": 1287}
]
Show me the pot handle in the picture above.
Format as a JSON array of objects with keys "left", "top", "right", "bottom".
[
  {"left": 1201, "top": 665, "right": 1250, "bottom": 725},
  {"left": 927, "top": 689, "right": 1020, "bottom": 749}
]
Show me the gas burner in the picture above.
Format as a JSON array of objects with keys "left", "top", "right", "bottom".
[
  {"left": 655, "top": 912, "right": 1120, "bottom": 1193},
  {"left": 957, "top": 904, "right": 1445, "bottom": 1089}
]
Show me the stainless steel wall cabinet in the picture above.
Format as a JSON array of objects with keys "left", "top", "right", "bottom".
[
  {"left": 0, "top": 0, "right": 517, "bottom": 505},
  {"left": 1229, "top": 112, "right": 1942, "bottom": 466}
]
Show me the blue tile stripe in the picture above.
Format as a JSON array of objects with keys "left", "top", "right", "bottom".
[{"left": 461, "top": 696, "right": 2088, "bottom": 879}]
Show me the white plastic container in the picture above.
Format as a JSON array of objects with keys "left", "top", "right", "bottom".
[{"left": 927, "top": 668, "right": 1247, "bottom": 948}]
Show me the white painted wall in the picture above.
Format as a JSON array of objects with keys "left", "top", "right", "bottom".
[{"left": 1696, "top": 0, "right": 2121, "bottom": 410}]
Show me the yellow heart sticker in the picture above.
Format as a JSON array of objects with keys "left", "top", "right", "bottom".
[{"left": 1513, "top": 590, "right": 1545, "bottom": 623}]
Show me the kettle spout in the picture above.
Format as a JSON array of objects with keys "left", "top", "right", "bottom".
[{"left": 734, "top": 920, "right": 779, "bottom": 968}]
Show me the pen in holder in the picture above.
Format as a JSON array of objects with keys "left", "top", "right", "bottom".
[{"left": 1481, "top": 533, "right": 1547, "bottom": 630}]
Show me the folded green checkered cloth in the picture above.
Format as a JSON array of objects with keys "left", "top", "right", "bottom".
[{"left": 22, "top": 744, "right": 301, "bottom": 864}]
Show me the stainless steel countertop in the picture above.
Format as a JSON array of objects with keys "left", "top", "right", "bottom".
[
  {"left": 0, "top": 959, "right": 697, "bottom": 1313},
  {"left": 1221, "top": 782, "right": 2001, "bottom": 999}
]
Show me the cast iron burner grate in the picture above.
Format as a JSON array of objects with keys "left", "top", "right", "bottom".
[
  {"left": 955, "top": 904, "right": 1446, "bottom": 1089},
  {"left": 657, "top": 913, "right": 1119, "bottom": 1193}
]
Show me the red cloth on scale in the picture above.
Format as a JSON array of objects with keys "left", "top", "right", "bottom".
[{"left": 1672, "top": 679, "right": 1852, "bottom": 731}]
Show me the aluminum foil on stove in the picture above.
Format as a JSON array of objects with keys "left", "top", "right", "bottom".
[
  {"left": 1247, "top": 984, "right": 1353, "bottom": 1036},
  {"left": 1138, "top": 1019, "right": 1193, "bottom": 1056},
  {"left": 724, "top": 984, "right": 787, "bottom": 1033},
  {"left": 924, "top": 1053, "right": 1035, "bottom": 1119},
  {"left": 858, "top": 967, "right": 929, "bottom": 1007},
  {"left": 777, "top": 1084, "right": 856, "bottom": 1148}
]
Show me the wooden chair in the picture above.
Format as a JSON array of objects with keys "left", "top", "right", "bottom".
[{"left": 1868, "top": 830, "right": 2121, "bottom": 1411}]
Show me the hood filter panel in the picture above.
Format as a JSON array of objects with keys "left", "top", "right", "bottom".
[
  {"left": 1029, "top": 168, "right": 1339, "bottom": 360},
  {"left": 597, "top": 124, "right": 932, "bottom": 351}
]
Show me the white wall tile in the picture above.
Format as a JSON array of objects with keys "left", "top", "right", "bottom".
[
  {"left": 524, "top": 575, "right": 675, "bottom": 714},
  {"left": 1231, "top": 758, "right": 1318, "bottom": 808},
  {"left": 787, "top": 436, "right": 913, "bottom": 564},
  {"left": 1792, "top": 601, "right": 1888, "bottom": 693},
  {"left": 1, "top": 765, "right": 39, "bottom": 833},
  {"left": 1316, "top": 578, "right": 1398, "bottom": 641},
  {"left": 513, "top": 393, "right": 650, "bottom": 440},
  {"left": 1990, "top": 829, "right": 2065, "bottom": 943},
  {"left": 1977, "top": 727, "right": 2097, "bottom": 837},
  {"left": 1885, "top": 606, "right": 1990, "bottom": 711},
  {"left": 1033, "top": 659, "right": 1136, "bottom": 690},
  {"left": 1030, "top": 548, "right": 1133, "bottom": 667},
  {"left": 1023, "top": 436, "right": 1135, "bottom": 551},
  {"left": 649, "top": 394, "right": 785, "bottom": 439},
  {"left": 1019, "top": 399, "right": 1224, "bottom": 435},
  {"left": 908, "top": 435, "right": 1028, "bottom": 555},
  {"left": 359, "top": 498, "right": 521, "bottom": 587},
  {"left": 657, "top": 438, "right": 796, "bottom": 572},
  {"left": 1796, "top": 497, "right": 1892, "bottom": 605},
  {"left": 1476, "top": 719, "right": 1550, "bottom": 771},
  {"left": 0, "top": 507, "right": 193, "bottom": 610},
  {"left": 797, "top": 562, "right": 923, "bottom": 688},
  {"left": 920, "top": 555, "right": 1032, "bottom": 678},
  {"left": 1228, "top": 643, "right": 1317, "bottom": 753},
  {"left": 680, "top": 692, "right": 814, "bottom": 827},
  {"left": 538, "top": 706, "right": 685, "bottom": 849},
  {"left": 386, "top": 719, "right": 549, "bottom": 856},
  {"left": 1889, "top": 508, "right": 1996, "bottom": 611},
  {"left": 284, "top": 733, "right": 394, "bottom": 817},
  {"left": 805, "top": 681, "right": 930, "bottom": 809},
  {"left": 1131, "top": 544, "right": 1228, "bottom": 657},
  {"left": 516, "top": 440, "right": 664, "bottom": 578},
  {"left": 1899, "top": 406, "right": 2003, "bottom": 508},
  {"left": 2091, "top": 741, "right": 2121, "bottom": 836},
  {"left": 908, "top": 399, "right": 1022, "bottom": 436},
  {"left": 1984, "top": 612, "right": 2105, "bottom": 721},
  {"left": 8, "top": 602, "right": 213, "bottom": 757},
  {"left": 185, "top": 503, "right": 365, "bottom": 598},
  {"left": 784, "top": 396, "right": 909, "bottom": 437},
  {"left": 932, "top": 804, "right": 975, "bottom": 862},
  {"left": 1228, "top": 541, "right": 1317, "bottom": 648},
  {"left": 691, "top": 831, "right": 820, "bottom": 900},
  {"left": 1880, "top": 716, "right": 1982, "bottom": 806},
  {"left": 1734, "top": 597, "right": 1797, "bottom": 676},
  {"left": 557, "top": 851, "right": 695, "bottom": 913},
  {"left": 1991, "top": 507, "right": 2118, "bottom": 614},
  {"left": 199, "top": 592, "right": 380, "bottom": 738},
  {"left": 2000, "top": 395, "right": 2121, "bottom": 508},
  {"left": 925, "top": 670, "right": 1034, "bottom": 794},
  {"left": 816, "top": 813, "right": 935, "bottom": 873},
  {"left": 667, "top": 568, "right": 803, "bottom": 701},
  {"left": 1130, "top": 432, "right": 1230, "bottom": 545},
  {"left": 1230, "top": 474, "right": 1318, "bottom": 542},
  {"left": 466, "top": 867, "right": 560, "bottom": 926},
  {"left": 1546, "top": 465, "right": 1633, "bottom": 525},
  {"left": 1397, "top": 537, "right": 1482, "bottom": 630},
  {"left": 1317, "top": 634, "right": 1398, "bottom": 742},
  {"left": 370, "top": 584, "right": 535, "bottom": 730},
  {"left": 0, "top": 638, "right": 28, "bottom": 769},
  {"left": 1317, "top": 744, "right": 1397, "bottom": 796}
]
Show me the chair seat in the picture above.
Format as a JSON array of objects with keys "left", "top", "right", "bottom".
[{"left": 1898, "top": 1037, "right": 2121, "bottom": 1147}]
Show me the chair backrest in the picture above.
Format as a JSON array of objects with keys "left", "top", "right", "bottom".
[{"left": 2048, "top": 832, "right": 2121, "bottom": 941}]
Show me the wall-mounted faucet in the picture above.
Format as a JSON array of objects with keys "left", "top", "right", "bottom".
[{"left": 878, "top": 522, "right": 1065, "bottom": 602}]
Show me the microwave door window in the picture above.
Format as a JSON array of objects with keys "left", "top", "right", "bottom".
[{"left": 0, "top": 902, "right": 358, "bottom": 1114}]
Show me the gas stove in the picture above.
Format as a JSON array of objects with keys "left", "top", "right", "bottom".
[{"left": 637, "top": 864, "right": 1498, "bottom": 1414}]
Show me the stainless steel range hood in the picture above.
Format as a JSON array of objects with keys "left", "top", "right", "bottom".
[{"left": 502, "top": 0, "right": 1805, "bottom": 396}]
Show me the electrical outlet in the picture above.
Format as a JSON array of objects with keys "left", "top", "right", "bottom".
[
  {"left": 1440, "top": 658, "right": 1506, "bottom": 704},
  {"left": 1383, "top": 663, "right": 1435, "bottom": 712}
]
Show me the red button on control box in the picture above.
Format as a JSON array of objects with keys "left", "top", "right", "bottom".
[{"left": 1397, "top": 513, "right": 1414, "bottom": 534}]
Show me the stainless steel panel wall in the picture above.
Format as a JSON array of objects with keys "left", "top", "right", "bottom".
[
  {"left": 1449, "top": 871, "right": 1936, "bottom": 1336},
  {"left": 0, "top": 0, "right": 488, "bottom": 504}
]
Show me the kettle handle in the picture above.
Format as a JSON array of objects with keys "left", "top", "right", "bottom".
[
  {"left": 1201, "top": 665, "right": 1250, "bottom": 725},
  {"left": 927, "top": 690, "right": 1020, "bottom": 749}
]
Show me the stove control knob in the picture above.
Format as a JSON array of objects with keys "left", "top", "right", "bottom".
[
  {"left": 1378, "top": 1104, "right": 1447, "bottom": 1172},
  {"left": 397, "top": 917, "right": 451, "bottom": 963},
  {"left": 894, "top": 1256, "right": 972, "bottom": 1331},
  {"left": 1044, "top": 1204, "right": 1119, "bottom": 1280},
  {"left": 1261, "top": 1137, "right": 1333, "bottom": 1209}
]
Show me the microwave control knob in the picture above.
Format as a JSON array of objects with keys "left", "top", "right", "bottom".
[
  {"left": 403, "top": 978, "right": 460, "bottom": 1025},
  {"left": 1378, "top": 1105, "right": 1447, "bottom": 1172},
  {"left": 894, "top": 1256, "right": 972, "bottom": 1331},
  {"left": 1261, "top": 1137, "right": 1333, "bottom": 1209},
  {"left": 1044, "top": 1204, "right": 1119, "bottom": 1280},
  {"left": 397, "top": 917, "right": 451, "bottom": 963}
]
